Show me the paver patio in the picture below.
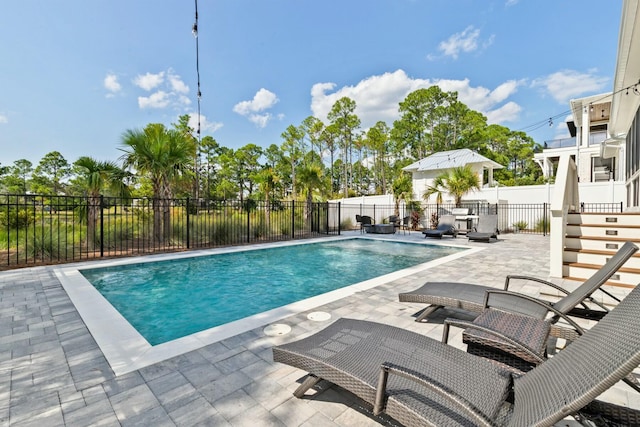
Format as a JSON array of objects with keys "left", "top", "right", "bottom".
[{"left": 1, "top": 233, "right": 638, "bottom": 426}]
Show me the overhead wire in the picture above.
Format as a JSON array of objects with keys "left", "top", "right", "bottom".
[
  {"left": 193, "top": 0, "right": 201, "bottom": 141},
  {"left": 193, "top": 0, "right": 202, "bottom": 197},
  {"left": 517, "top": 79, "right": 640, "bottom": 135}
]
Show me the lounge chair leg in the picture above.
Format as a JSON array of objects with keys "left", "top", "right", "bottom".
[
  {"left": 293, "top": 374, "right": 321, "bottom": 398},
  {"left": 415, "top": 305, "right": 443, "bottom": 322}
]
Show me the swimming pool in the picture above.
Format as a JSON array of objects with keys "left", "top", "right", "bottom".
[
  {"left": 55, "top": 236, "right": 481, "bottom": 375},
  {"left": 80, "top": 239, "right": 465, "bottom": 345}
]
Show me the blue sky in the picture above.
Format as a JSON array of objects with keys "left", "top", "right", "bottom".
[{"left": 0, "top": 1, "right": 623, "bottom": 168}]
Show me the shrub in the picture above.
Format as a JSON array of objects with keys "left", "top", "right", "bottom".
[
  {"left": 535, "top": 217, "right": 550, "bottom": 233},
  {"left": 22, "top": 223, "right": 72, "bottom": 261},
  {"left": 0, "top": 208, "right": 34, "bottom": 229},
  {"left": 209, "top": 217, "right": 237, "bottom": 245},
  {"left": 513, "top": 220, "right": 528, "bottom": 231},
  {"left": 341, "top": 217, "right": 353, "bottom": 230}
]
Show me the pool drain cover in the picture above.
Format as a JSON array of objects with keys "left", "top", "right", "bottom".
[
  {"left": 307, "top": 311, "right": 331, "bottom": 322},
  {"left": 264, "top": 324, "right": 291, "bottom": 336}
]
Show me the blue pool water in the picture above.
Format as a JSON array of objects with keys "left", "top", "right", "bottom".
[{"left": 81, "top": 239, "right": 464, "bottom": 345}]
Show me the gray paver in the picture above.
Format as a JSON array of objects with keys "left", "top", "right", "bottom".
[{"left": 0, "top": 234, "right": 635, "bottom": 426}]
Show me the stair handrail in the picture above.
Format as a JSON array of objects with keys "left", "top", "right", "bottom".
[{"left": 550, "top": 154, "right": 580, "bottom": 277}]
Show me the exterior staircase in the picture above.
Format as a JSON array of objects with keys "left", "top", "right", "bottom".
[{"left": 564, "top": 212, "right": 640, "bottom": 291}]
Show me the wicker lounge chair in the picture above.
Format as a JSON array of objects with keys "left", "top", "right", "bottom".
[
  {"left": 398, "top": 240, "right": 638, "bottom": 323},
  {"left": 467, "top": 214, "right": 499, "bottom": 242},
  {"left": 422, "top": 214, "right": 457, "bottom": 239},
  {"left": 441, "top": 289, "right": 640, "bottom": 392},
  {"left": 273, "top": 283, "right": 640, "bottom": 426}
]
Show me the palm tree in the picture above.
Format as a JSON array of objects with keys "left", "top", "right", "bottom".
[
  {"left": 296, "top": 163, "right": 326, "bottom": 225},
  {"left": 391, "top": 173, "right": 412, "bottom": 217},
  {"left": 423, "top": 165, "right": 480, "bottom": 207},
  {"left": 255, "top": 166, "right": 280, "bottom": 230},
  {"left": 120, "top": 123, "right": 194, "bottom": 243},
  {"left": 73, "top": 157, "right": 129, "bottom": 247}
]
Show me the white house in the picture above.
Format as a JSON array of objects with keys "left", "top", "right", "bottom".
[
  {"left": 609, "top": 0, "right": 640, "bottom": 210},
  {"left": 534, "top": 92, "right": 623, "bottom": 184},
  {"left": 402, "top": 148, "right": 503, "bottom": 202}
]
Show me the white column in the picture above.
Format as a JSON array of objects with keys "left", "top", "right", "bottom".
[{"left": 579, "top": 104, "right": 591, "bottom": 182}]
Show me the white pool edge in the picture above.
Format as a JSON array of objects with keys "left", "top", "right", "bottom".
[{"left": 54, "top": 236, "right": 482, "bottom": 376}]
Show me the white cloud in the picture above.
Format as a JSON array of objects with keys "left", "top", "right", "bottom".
[
  {"left": 233, "top": 89, "right": 279, "bottom": 115},
  {"left": 531, "top": 69, "right": 609, "bottom": 104},
  {"left": 168, "top": 72, "right": 189, "bottom": 94},
  {"left": 133, "top": 71, "right": 165, "bottom": 91},
  {"left": 138, "top": 91, "right": 170, "bottom": 109},
  {"left": 186, "top": 112, "right": 223, "bottom": 134},
  {"left": 485, "top": 101, "right": 522, "bottom": 124},
  {"left": 438, "top": 26, "right": 483, "bottom": 59},
  {"left": 233, "top": 89, "right": 279, "bottom": 127},
  {"left": 310, "top": 69, "right": 523, "bottom": 129},
  {"left": 249, "top": 113, "right": 272, "bottom": 129},
  {"left": 505, "top": 0, "right": 519, "bottom": 6},
  {"left": 178, "top": 95, "right": 192, "bottom": 106},
  {"left": 126, "top": 69, "right": 193, "bottom": 111},
  {"left": 0, "top": 114, "right": 7, "bottom": 124},
  {"left": 104, "top": 73, "right": 122, "bottom": 95}
]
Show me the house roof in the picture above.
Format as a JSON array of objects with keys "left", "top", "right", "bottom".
[{"left": 402, "top": 148, "right": 503, "bottom": 172}]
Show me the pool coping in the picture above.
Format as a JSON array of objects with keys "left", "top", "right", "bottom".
[{"left": 54, "top": 236, "right": 483, "bottom": 376}]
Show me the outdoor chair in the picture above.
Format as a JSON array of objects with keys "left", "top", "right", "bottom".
[
  {"left": 422, "top": 214, "right": 457, "bottom": 239},
  {"left": 360, "top": 215, "right": 373, "bottom": 233},
  {"left": 398, "top": 241, "right": 638, "bottom": 323},
  {"left": 355, "top": 214, "right": 362, "bottom": 232},
  {"left": 400, "top": 216, "right": 411, "bottom": 233},
  {"left": 273, "top": 282, "right": 640, "bottom": 426},
  {"left": 467, "top": 214, "right": 499, "bottom": 242},
  {"left": 387, "top": 215, "right": 401, "bottom": 233}
]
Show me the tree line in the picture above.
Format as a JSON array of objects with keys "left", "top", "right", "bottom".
[{"left": 0, "top": 86, "right": 545, "bottom": 204}]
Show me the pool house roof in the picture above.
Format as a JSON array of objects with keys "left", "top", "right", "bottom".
[{"left": 402, "top": 148, "right": 503, "bottom": 173}]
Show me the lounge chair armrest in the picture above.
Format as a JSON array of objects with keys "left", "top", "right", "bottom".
[
  {"left": 442, "top": 318, "right": 545, "bottom": 366},
  {"left": 503, "top": 275, "right": 570, "bottom": 294},
  {"left": 441, "top": 318, "right": 477, "bottom": 344},
  {"left": 374, "top": 362, "right": 496, "bottom": 427},
  {"left": 484, "top": 290, "right": 585, "bottom": 336}
]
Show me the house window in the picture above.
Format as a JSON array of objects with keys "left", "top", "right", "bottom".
[{"left": 591, "top": 156, "right": 615, "bottom": 182}]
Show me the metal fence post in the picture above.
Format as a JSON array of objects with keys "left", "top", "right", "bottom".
[
  {"left": 186, "top": 197, "right": 190, "bottom": 249},
  {"left": 100, "top": 195, "right": 104, "bottom": 258},
  {"left": 338, "top": 202, "right": 341, "bottom": 235},
  {"left": 247, "top": 203, "right": 251, "bottom": 244},
  {"left": 291, "top": 200, "right": 296, "bottom": 238}
]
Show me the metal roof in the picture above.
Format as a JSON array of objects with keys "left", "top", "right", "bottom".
[{"left": 402, "top": 148, "right": 503, "bottom": 172}]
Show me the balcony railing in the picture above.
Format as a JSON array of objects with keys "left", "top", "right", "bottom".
[{"left": 543, "top": 137, "right": 576, "bottom": 149}]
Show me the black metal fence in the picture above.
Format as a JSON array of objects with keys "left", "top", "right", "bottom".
[
  {"left": 0, "top": 194, "right": 340, "bottom": 269},
  {"left": 0, "top": 194, "right": 626, "bottom": 270}
]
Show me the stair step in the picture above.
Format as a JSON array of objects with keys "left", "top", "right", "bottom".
[
  {"left": 563, "top": 262, "right": 640, "bottom": 287},
  {"left": 563, "top": 261, "right": 640, "bottom": 275},
  {"left": 565, "top": 236, "right": 640, "bottom": 252},
  {"left": 563, "top": 248, "right": 640, "bottom": 269},
  {"left": 566, "top": 225, "right": 640, "bottom": 239},
  {"left": 563, "top": 212, "right": 640, "bottom": 282},
  {"left": 562, "top": 276, "right": 636, "bottom": 289},
  {"left": 567, "top": 212, "right": 640, "bottom": 226}
]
